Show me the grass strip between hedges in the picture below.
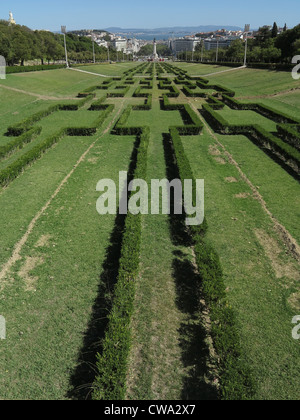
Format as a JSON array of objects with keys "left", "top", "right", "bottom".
[
  {"left": 92, "top": 126, "right": 150, "bottom": 401},
  {"left": 0, "top": 104, "right": 114, "bottom": 187},
  {"left": 169, "top": 126, "right": 256, "bottom": 400}
]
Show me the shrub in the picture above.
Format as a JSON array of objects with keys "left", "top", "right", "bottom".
[{"left": 92, "top": 127, "right": 150, "bottom": 400}]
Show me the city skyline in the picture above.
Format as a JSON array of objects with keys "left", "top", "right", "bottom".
[{"left": 1, "top": 0, "right": 299, "bottom": 32}]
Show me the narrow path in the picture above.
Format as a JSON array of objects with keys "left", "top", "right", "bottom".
[
  {"left": 68, "top": 67, "right": 116, "bottom": 78},
  {"left": 236, "top": 87, "right": 300, "bottom": 100},
  {"left": 193, "top": 65, "right": 246, "bottom": 78}
]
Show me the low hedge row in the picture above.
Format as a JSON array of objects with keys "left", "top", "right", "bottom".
[
  {"left": 277, "top": 124, "right": 300, "bottom": 150},
  {"left": 206, "top": 95, "right": 226, "bottom": 110},
  {"left": 0, "top": 104, "right": 114, "bottom": 187},
  {"left": 202, "top": 103, "right": 300, "bottom": 172},
  {"left": 133, "top": 86, "right": 150, "bottom": 98},
  {"left": 6, "top": 94, "right": 95, "bottom": 136},
  {"left": 0, "top": 126, "right": 42, "bottom": 160},
  {"left": 6, "top": 105, "right": 59, "bottom": 136},
  {"left": 169, "top": 126, "right": 256, "bottom": 400},
  {"left": 182, "top": 85, "right": 208, "bottom": 98},
  {"left": 92, "top": 126, "right": 150, "bottom": 400},
  {"left": 132, "top": 94, "right": 152, "bottom": 111},
  {"left": 163, "top": 95, "right": 203, "bottom": 135},
  {"left": 6, "top": 64, "right": 66, "bottom": 74},
  {"left": 107, "top": 85, "right": 130, "bottom": 98},
  {"left": 114, "top": 105, "right": 150, "bottom": 136},
  {"left": 197, "top": 81, "right": 236, "bottom": 98},
  {"left": 89, "top": 96, "right": 107, "bottom": 111},
  {"left": 222, "top": 95, "right": 300, "bottom": 124},
  {"left": 0, "top": 128, "right": 65, "bottom": 187}
]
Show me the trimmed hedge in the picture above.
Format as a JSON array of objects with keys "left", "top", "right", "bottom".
[
  {"left": 92, "top": 126, "right": 150, "bottom": 400},
  {"left": 163, "top": 95, "right": 203, "bottom": 135},
  {"left": 222, "top": 95, "right": 300, "bottom": 124},
  {"left": 169, "top": 126, "right": 256, "bottom": 400},
  {"left": 202, "top": 103, "right": 300, "bottom": 173},
  {"left": 6, "top": 64, "right": 66, "bottom": 74},
  {"left": 0, "top": 126, "right": 42, "bottom": 160},
  {"left": 277, "top": 124, "right": 300, "bottom": 150},
  {"left": 0, "top": 128, "right": 66, "bottom": 187},
  {"left": 0, "top": 104, "right": 114, "bottom": 187},
  {"left": 6, "top": 94, "right": 95, "bottom": 136}
]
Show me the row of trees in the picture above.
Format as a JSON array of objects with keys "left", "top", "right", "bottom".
[
  {"left": 0, "top": 20, "right": 123, "bottom": 66},
  {"left": 178, "top": 23, "right": 300, "bottom": 64},
  {"left": 137, "top": 43, "right": 172, "bottom": 57}
]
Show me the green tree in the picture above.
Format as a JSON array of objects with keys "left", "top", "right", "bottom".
[{"left": 271, "top": 22, "right": 278, "bottom": 38}]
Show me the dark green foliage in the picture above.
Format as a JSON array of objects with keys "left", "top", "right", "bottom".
[{"left": 0, "top": 126, "right": 42, "bottom": 160}]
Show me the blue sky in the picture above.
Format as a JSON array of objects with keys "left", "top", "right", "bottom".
[{"left": 1, "top": 0, "right": 299, "bottom": 31}]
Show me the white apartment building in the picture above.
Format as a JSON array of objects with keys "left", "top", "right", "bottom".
[
  {"left": 111, "top": 38, "right": 128, "bottom": 52},
  {"left": 173, "top": 38, "right": 201, "bottom": 53}
]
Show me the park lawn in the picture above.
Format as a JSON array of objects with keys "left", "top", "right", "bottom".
[
  {"left": 0, "top": 129, "right": 136, "bottom": 400},
  {"left": 205, "top": 67, "right": 300, "bottom": 97},
  {"left": 181, "top": 128, "right": 300, "bottom": 400},
  {"left": 174, "top": 62, "right": 236, "bottom": 76},
  {"left": 217, "top": 133, "right": 300, "bottom": 245},
  {"left": 0, "top": 95, "right": 78, "bottom": 146},
  {"left": 0, "top": 68, "right": 101, "bottom": 98},
  {"left": 213, "top": 105, "right": 278, "bottom": 132},
  {"left": 0, "top": 108, "right": 104, "bottom": 171},
  {"left": 75, "top": 62, "right": 138, "bottom": 76}
]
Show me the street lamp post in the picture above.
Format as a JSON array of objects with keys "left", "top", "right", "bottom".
[
  {"left": 244, "top": 24, "right": 250, "bottom": 67},
  {"left": 61, "top": 26, "right": 69, "bottom": 68},
  {"left": 201, "top": 40, "right": 204, "bottom": 62},
  {"left": 92, "top": 36, "right": 96, "bottom": 64},
  {"left": 216, "top": 39, "right": 219, "bottom": 62}
]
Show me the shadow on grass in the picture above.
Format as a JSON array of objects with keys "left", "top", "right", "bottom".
[
  {"left": 66, "top": 135, "right": 140, "bottom": 400},
  {"left": 163, "top": 133, "right": 219, "bottom": 401}
]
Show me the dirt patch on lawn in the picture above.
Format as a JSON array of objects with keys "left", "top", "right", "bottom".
[
  {"left": 209, "top": 145, "right": 221, "bottom": 156},
  {"left": 18, "top": 256, "right": 44, "bottom": 291},
  {"left": 35, "top": 234, "right": 52, "bottom": 248},
  {"left": 255, "top": 229, "right": 299, "bottom": 280},
  {"left": 235, "top": 192, "right": 250, "bottom": 199},
  {"left": 225, "top": 177, "right": 239, "bottom": 183},
  {"left": 288, "top": 292, "right": 300, "bottom": 311},
  {"left": 214, "top": 157, "right": 227, "bottom": 165}
]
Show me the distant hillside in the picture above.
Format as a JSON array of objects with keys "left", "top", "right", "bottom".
[{"left": 105, "top": 25, "right": 242, "bottom": 33}]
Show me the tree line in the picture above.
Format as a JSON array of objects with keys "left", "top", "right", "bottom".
[
  {"left": 178, "top": 23, "right": 300, "bottom": 64},
  {"left": 0, "top": 20, "right": 120, "bottom": 66}
]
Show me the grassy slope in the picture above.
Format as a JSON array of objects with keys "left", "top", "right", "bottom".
[
  {"left": 0, "top": 65, "right": 138, "bottom": 399},
  {"left": 0, "top": 63, "right": 299, "bottom": 400},
  {"left": 182, "top": 129, "right": 300, "bottom": 400},
  {"left": 0, "top": 128, "right": 136, "bottom": 400}
]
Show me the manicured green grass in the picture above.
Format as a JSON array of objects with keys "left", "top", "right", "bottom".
[
  {"left": 206, "top": 67, "right": 300, "bottom": 97},
  {"left": 218, "top": 133, "right": 300, "bottom": 244},
  {"left": 0, "top": 68, "right": 102, "bottom": 97},
  {"left": 181, "top": 129, "right": 300, "bottom": 400},
  {"left": 75, "top": 62, "right": 138, "bottom": 76},
  {"left": 174, "top": 62, "right": 237, "bottom": 75},
  {"left": 0, "top": 129, "right": 136, "bottom": 399},
  {"left": 213, "top": 106, "right": 277, "bottom": 131},
  {"left": 0, "top": 62, "right": 299, "bottom": 401}
]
